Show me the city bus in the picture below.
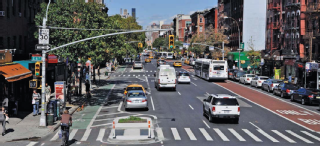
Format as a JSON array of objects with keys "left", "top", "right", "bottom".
[{"left": 194, "top": 59, "right": 228, "bottom": 81}]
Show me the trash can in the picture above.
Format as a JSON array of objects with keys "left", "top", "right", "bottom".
[
  {"left": 47, "top": 113, "right": 54, "bottom": 126},
  {"left": 47, "top": 101, "right": 54, "bottom": 114},
  {"left": 49, "top": 100, "right": 57, "bottom": 121}
]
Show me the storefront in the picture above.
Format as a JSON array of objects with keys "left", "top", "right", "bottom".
[
  {"left": 227, "top": 51, "right": 251, "bottom": 69},
  {"left": 284, "top": 59, "right": 296, "bottom": 79}
]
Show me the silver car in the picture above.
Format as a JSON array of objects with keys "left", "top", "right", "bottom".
[
  {"left": 261, "top": 79, "right": 283, "bottom": 92},
  {"left": 124, "top": 90, "right": 148, "bottom": 110},
  {"left": 133, "top": 61, "right": 143, "bottom": 69}
]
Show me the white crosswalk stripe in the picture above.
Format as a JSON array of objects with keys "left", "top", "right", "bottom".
[
  {"left": 272, "top": 130, "right": 296, "bottom": 143},
  {"left": 69, "top": 129, "right": 78, "bottom": 140},
  {"left": 214, "top": 128, "right": 229, "bottom": 141},
  {"left": 228, "top": 128, "right": 246, "bottom": 141},
  {"left": 185, "top": 128, "right": 197, "bottom": 140},
  {"left": 243, "top": 129, "right": 262, "bottom": 142},
  {"left": 199, "top": 128, "right": 213, "bottom": 141},
  {"left": 286, "top": 130, "right": 313, "bottom": 144},
  {"left": 96, "top": 129, "right": 105, "bottom": 142},
  {"left": 26, "top": 142, "right": 38, "bottom": 146},
  {"left": 80, "top": 129, "right": 92, "bottom": 142},
  {"left": 171, "top": 128, "right": 181, "bottom": 140},
  {"left": 301, "top": 131, "right": 320, "bottom": 141},
  {"left": 257, "top": 129, "right": 279, "bottom": 142},
  {"left": 50, "top": 131, "right": 59, "bottom": 141}
]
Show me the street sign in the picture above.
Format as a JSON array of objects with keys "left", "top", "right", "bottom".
[
  {"left": 35, "top": 44, "right": 50, "bottom": 51},
  {"left": 39, "top": 29, "right": 49, "bottom": 44},
  {"left": 240, "top": 42, "right": 244, "bottom": 49},
  {"left": 29, "top": 80, "right": 37, "bottom": 88}
]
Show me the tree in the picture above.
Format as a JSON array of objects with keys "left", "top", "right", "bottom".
[{"left": 246, "top": 36, "right": 261, "bottom": 68}]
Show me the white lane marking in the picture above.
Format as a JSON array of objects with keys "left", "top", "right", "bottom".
[
  {"left": 123, "top": 75, "right": 126, "bottom": 77},
  {"left": 213, "top": 128, "right": 229, "bottom": 141},
  {"left": 26, "top": 142, "right": 38, "bottom": 146},
  {"left": 191, "top": 82, "right": 197, "bottom": 86},
  {"left": 96, "top": 129, "right": 105, "bottom": 142},
  {"left": 286, "top": 130, "right": 313, "bottom": 143},
  {"left": 177, "top": 92, "right": 181, "bottom": 95},
  {"left": 143, "top": 75, "right": 145, "bottom": 76},
  {"left": 69, "top": 129, "right": 78, "bottom": 140},
  {"left": 272, "top": 130, "right": 296, "bottom": 143},
  {"left": 40, "top": 143, "right": 45, "bottom": 146},
  {"left": 228, "top": 128, "right": 246, "bottom": 141},
  {"left": 185, "top": 128, "right": 197, "bottom": 140},
  {"left": 50, "top": 131, "right": 59, "bottom": 141},
  {"left": 150, "top": 96, "right": 155, "bottom": 111},
  {"left": 80, "top": 129, "right": 92, "bottom": 142},
  {"left": 206, "top": 92, "right": 209, "bottom": 95},
  {"left": 214, "top": 83, "right": 318, "bottom": 133},
  {"left": 301, "top": 131, "right": 320, "bottom": 141},
  {"left": 138, "top": 75, "right": 140, "bottom": 76},
  {"left": 76, "top": 142, "right": 81, "bottom": 144},
  {"left": 101, "top": 105, "right": 119, "bottom": 109},
  {"left": 118, "top": 101, "right": 123, "bottom": 112},
  {"left": 257, "top": 129, "right": 279, "bottom": 142},
  {"left": 202, "top": 120, "right": 210, "bottom": 128},
  {"left": 199, "top": 128, "right": 213, "bottom": 141},
  {"left": 189, "top": 104, "right": 194, "bottom": 110},
  {"left": 133, "top": 75, "right": 135, "bottom": 76},
  {"left": 156, "top": 128, "right": 165, "bottom": 141},
  {"left": 129, "top": 75, "right": 131, "bottom": 77},
  {"left": 146, "top": 71, "right": 148, "bottom": 72},
  {"left": 171, "top": 128, "right": 181, "bottom": 140},
  {"left": 243, "top": 129, "right": 262, "bottom": 142},
  {"left": 249, "top": 122, "right": 261, "bottom": 130}
]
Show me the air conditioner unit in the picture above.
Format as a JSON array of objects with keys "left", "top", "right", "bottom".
[
  {"left": 19, "top": 13, "right": 22, "bottom": 17},
  {"left": 0, "top": 11, "right": 5, "bottom": 17}
]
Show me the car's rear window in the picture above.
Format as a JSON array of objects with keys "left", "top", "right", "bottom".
[
  {"left": 285, "top": 84, "right": 299, "bottom": 89},
  {"left": 260, "top": 77, "right": 269, "bottom": 80},
  {"left": 272, "top": 80, "right": 282, "bottom": 83},
  {"left": 128, "top": 92, "right": 145, "bottom": 97},
  {"left": 247, "top": 75, "right": 256, "bottom": 77},
  {"left": 160, "top": 68, "right": 175, "bottom": 77},
  {"left": 212, "top": 98, "right": 239, "bottom": 106},
  {"left": 213, "top": 66, "right": 224, "bottom": 70},
  {"left": 178, "top": 73, "right": 189, "bottom": 76},
  {"left": 135, "top": 61, "right": 141, "bottom": 63},
  {"left": 168, "top": 53, "right": 173, "bottom": 56},
  {"left": 127, "top": 87, "right": 143, "bottom": 91},
  {"left": 237, "top": 72, "right": 246, "bottom": 76}
]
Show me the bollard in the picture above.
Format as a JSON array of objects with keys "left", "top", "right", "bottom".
[
  {"left": 148, "top": 120, "right": 151, "bottom": 138},
  {"left": 113, "top": 121, "right": 116, "bottom": 138}
]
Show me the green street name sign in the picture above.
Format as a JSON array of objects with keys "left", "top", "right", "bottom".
[{"left": 240, "top": 42, "right": 244, "bottom": 49}]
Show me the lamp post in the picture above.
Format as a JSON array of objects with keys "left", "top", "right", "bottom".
[{"left": 224, "top": 16, "right": 241, "bottom": 69}]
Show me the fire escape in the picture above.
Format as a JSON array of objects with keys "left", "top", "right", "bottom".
[
  {"left": 303, "top": 2, "right": 320, "bottom": 62},
  {"left": 267, "top": 1, "right": 281, "bottom": 53}
]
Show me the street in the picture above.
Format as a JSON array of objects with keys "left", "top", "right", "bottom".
[{"left": 7, "top": 56, "right": 318, "bottom": 146}]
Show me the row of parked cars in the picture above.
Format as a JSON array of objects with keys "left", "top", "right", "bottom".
[{"left": 228, "top": 69, "right": 320, "bottom": 106}]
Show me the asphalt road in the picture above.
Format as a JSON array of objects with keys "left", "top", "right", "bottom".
[{"left": 11, "top": 56, "right": 320, "bottom": 146}]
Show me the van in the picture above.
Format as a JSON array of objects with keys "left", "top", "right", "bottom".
[{"left": 154, "top": 65, "right": 177, "bottom": 91}]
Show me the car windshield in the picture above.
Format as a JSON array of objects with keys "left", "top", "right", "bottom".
[
  {"left": 135, "top": 61, "right": 141, "bottom": 64},
  {"left": 160, "top": 68, "right": 175, "bottom": 77},
  {"left": 285, "top": 84, "right": 299, "bottom": 89},
  {"left": 127, "top": 87, "right": 143, "bottom": 91},
  {"left": 168, "top": 53, "right": 173, "bottom": 56},
  {"left": 272, "top": 80, "right": 282, "bottom": 83},
  {"left": 178, "top": 73, "right": 189, "bottom": 76},
  {"left": 212, "top": 98, "right": 239, "bottom": 106},
  {"left": 128, "top": 92, "right": 145, "bottom": 97},
  {"left": 213, "top": 66, "right": 224, "bottom": 70}
]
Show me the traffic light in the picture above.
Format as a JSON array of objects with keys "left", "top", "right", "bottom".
[
  {"left": 35, "top": 62, "right": 41, "bottom": 77},
  {"left": 169, "top": 35, "right": 174, "bottom": 49},
  {"left": 138, "top": 43, "right": 143, "bottom": 48}
]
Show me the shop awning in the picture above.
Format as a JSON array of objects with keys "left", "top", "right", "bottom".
[{"left": 0, "top": 63, "right": 33, "bottom": 82}]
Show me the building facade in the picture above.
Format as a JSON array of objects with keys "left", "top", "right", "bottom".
[
  {"left": 190, "top": 10, "right": 207, "bottom": 36},
  {"left": 204, "top": 7, "right": 218, "bottom": 31},
  {"left": 172, "top": 14, "right": 191, "bottom": 42}
]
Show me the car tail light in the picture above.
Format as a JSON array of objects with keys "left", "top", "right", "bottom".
[
  {"left": 271, "top": 84, "right": 273, "bottom": 87},
  {"left": 308, "top": 95, "right": 313, "bottom": 98},
  {"left": 212, "top": 107, "right": 215, "bottom": 112},
  {"left": 286, "top": 89, "right": 290, "bottom": 93},
  {"left": 126, "top": 99, "right": 132, "bottom": 102},
  {"left": 238, "top": 107, "right": 240, "bottom": 112},
  {"left": 142, "top": 99, "right": 147, "bottom": 102},
  {"left": 259, "top": 81, "right": 262, "bottom": 83},
  {"left": 210, "top": 68, "right": 212, "bottom": 72},
  {"left": 247, "top": 78, "right": 249, "bottom": 80},
  {"left": 158, "top": 79, "right": 160, "bottom": 84},
  {"left": 175, "top": 79, "right": 177, "bottom": 84}
]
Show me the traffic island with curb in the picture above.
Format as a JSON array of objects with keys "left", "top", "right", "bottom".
[{"left": 107, "top": 116, "right": 156, "bottom": 143}]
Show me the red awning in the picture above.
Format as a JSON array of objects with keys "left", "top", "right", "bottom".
[{"left": 0, "top": 63, "right": 32, "bottom": 82}]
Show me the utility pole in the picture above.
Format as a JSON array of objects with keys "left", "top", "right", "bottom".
[{"left": 222, "top": 41, "right": 225, "bottom": 60}]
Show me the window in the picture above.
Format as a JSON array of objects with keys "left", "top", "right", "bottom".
[
  {"left": 12, "top": 0, "right": 14, "bottom": 16},
  {"left": 200, "top": 18, "right": 203, "bottom": 23},
  {"left": 18, "top": 0, "right": 21, "bottom": 13},
  {"left": 207, "top": 96, "right": 212, "bottom": 102},
  {"left": 200, "top": 26, "right": 203, "bottom": 32},
  {"left": 213, "top": 66, "right": 224, "bottom": 70},
  {"left": 212, "top": 98, "right": 239, "bottom": 106},
  {"left": 178, "top": 73, "right": 189, "bottom": 76},
  {"left": 0, "top": 37, "right": 3, "bottom": 49}
]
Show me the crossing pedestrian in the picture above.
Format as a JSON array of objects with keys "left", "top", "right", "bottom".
[
  {"left": 32, "top": 90, "right": 41, "bottom": 116},
  {"left": 45, "top": 83, "right": 51, "bottom": 103},
  {"left": 2, "top": 97, "right": 8, "bottom": 118},
  {"left": 288, "top": 73, "right": 292, "bottom": 83},
  {"left": 1, "top": 107, "right": 6, "bottom": 136}
]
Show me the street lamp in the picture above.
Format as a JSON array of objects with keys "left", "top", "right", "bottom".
[{"left": 224, "top": 16, "right": 241, "bottom": 69}]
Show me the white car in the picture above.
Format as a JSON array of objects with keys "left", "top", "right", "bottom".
[
  {"left": 250, "top": 76, "right": 269, "bottom": 88},
  {"left": 203, "top": 94, "right": 240, "bottom": 123},
  {"left": 177, "top": 72, "right": 191, "bottom": 84},
  {"left": 133, "top": 61, "right": 143, "bottom": 69},
  {"left": 239, "top": 74, "right": 256, "bottom": 85}
]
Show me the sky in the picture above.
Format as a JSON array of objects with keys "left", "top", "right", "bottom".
[{"left": 105, "top": 0, "right": 217, "bottom": 29}]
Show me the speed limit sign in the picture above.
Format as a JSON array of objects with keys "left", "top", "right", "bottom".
[{"left": 39, "top": 29, "right": 49, "bottom": 44}]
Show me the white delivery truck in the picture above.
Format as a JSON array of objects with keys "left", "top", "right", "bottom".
[{"left": 154, "top": 65, "right": 177, "bottom": 91}]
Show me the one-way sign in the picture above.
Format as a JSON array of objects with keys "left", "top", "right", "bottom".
[{"left": 35, "top": 44, "right": 50, "bottom": 51}]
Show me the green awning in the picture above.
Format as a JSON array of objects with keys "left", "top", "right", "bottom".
[{"left": 228, "top": 52, "right": 249, "bottom": 61}]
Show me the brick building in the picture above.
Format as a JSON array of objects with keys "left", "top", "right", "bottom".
[
  {"left": 172, "top": 14, "right": 191, "bottom": 42},
  {"left": 190, "top": 10, "right": 208, "bottom": 37},
  {"left": 204, "top": 7, "right": 218, "bottom": 31}
]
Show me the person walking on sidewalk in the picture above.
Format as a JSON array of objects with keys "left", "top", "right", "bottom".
[
  {"left": 71, "top": 72, "right": 76, "bottom": 86},
  {"left": 32, "top": 90, "right": 41, "bottom": 116},
  {"left": 85, "top": 80, "right": 90, "bottom": 99},
  {"left": 1, "top": 107, "right": 7, "bottom": 136},
  {"left": 45, "top": 83, "right": 51, "bottom": 103},
  {"left": 288, "top": 73, "right": 292, "bottom": 83},
  {"left": 2, "top": 97, "right": 8, "bottom": 119},
  {"left": 60, "top": 110, "right": 72, "bottom": 146}
]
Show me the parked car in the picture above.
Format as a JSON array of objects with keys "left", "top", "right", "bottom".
[
  {"left": 124, "top": 90, "right": 148, "bottom": 110},
  {"left": 203, "top": 94, "right": 240, "bottom": 124},
  {"left": 261, "top": 79, "right": 283, "bottom": 92},
  {"left": 290, "top": 88, "right": 320, "bottom": 105},
  {"left": 273, "top": 82, "right": 299, "bottom": 98},
  {"left": 231, "top": 70, "right": 240, "bottom": 80},
  {"left": 133, "top": 60, "right": 143, "bottom": 69},
  {"left": 234, "top": 71, "right": 246, "bottom": 81},
  {"left": 239, "top": 74, "right": 256, "bottom": 85},
  {"left": 177, "top": 72, "right": 190, "bottom": 84},
  {"left": 250, "top": 76, "right": 269, "bottom": 88}
]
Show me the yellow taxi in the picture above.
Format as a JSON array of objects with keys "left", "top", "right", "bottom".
[
  {"left": 145, "top": 58, "right": 151, "bottom": 63},
  {"left": 173, "top": 61, "right": 182, "bottom": 67},
  {"left": 149, "top": 55, "right": 154, "bottom": 59},
  {"left": 184, "top": 59, "right": 190, "bottom": 65},
  {"left": 123, "top": 84, "right": 147, "bottom": 96}
]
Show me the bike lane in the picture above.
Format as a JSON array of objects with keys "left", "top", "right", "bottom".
[{"left": 216, "top": 81, "right": 320, "bottom": 132}]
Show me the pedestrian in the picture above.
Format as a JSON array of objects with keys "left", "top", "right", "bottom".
[
  {"left": 85, "top": 80, "right": 90, "bottom": 98},
  {"left": 32, "top": 90, "right": 41, "bottom": 116},
  {"left": 1, "top": 107, "right": 6, "bottom": 136},
  {"left": 2, "top": 97, "right": 8, "bottom": 122},
  {"left": 288, "top": 73, "right": 292, "bottom": 83},
  {"left": 45, "top": 83, "right": 51, "bottom": 103},
  {"left": 71, "top": 72, "right": 76, "bottom": 86},
  {"left": 233, "top": 64, "right": 236, "bottom": 69}
]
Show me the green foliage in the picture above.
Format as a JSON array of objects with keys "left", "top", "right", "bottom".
[
  {"left": 118, "top": 116, "right": 147, "bottom": 123},
  {"left": 34, "top": 2, "right": 145, "bottom": 66},
  {"left": 247, "top": 36, "right": 261, "bottom": 68}
]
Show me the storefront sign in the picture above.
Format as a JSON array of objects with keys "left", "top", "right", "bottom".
[
  {"left": 284, "top": 59, "right": 296, "bottom": 65},
  {"left": 306, "top": 62, "right": 318, "bottom": 70},
  {"left": 31, "top": 54, "right": 42, "bottom": 61},
  {"left": 274, "top": 69, "right": 281, "bottom": 79},
  {"left": 55, "top": 81, "right": 65, "bottom": 103},
  {"left": 48, "top": 55, "right": 58, "bottom": 63}
]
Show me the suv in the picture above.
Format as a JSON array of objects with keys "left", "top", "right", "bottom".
[{"left": 203, "top": 94, "right": 240, "bottom": 123}]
